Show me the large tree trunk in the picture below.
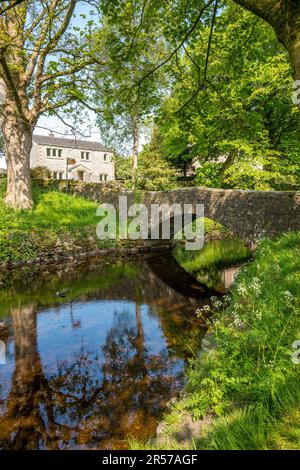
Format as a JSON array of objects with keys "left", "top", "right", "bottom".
[
  {"left": 131, "top": 116, "right": 139, "bottom": 189},
  {"left": 2, "top": 111, "right": 33, "bottom": 210}
]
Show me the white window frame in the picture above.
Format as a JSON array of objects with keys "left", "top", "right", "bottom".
[
  {"left": 81, "top": 151, "right": 90, "bottom": 161},
  {"left": 52, "top": 171, "right": 64, "bottom": 180},
  {"left": 47, "top": 147, "right": 62, "bottom": 158},
  {"left": 100, "top": 173, "right": 108, "bottom": 183}
]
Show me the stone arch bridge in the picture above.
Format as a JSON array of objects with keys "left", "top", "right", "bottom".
[{"left": 59, "top": 182, "right": 300, "bottom": 244}]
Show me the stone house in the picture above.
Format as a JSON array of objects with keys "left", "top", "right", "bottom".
[{"left": 31, "top": 134, "right": 115, "bottom": 182}]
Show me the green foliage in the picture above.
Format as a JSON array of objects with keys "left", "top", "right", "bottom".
[
  {"left": 155, "top": 2, "right": 300, "bottom": 189},
  {"left": 94, "top": 1, "right": 165, "bottom": 155},
  {"left": 187, "top": 232, "right": 300, "bottom": 410},
  {"left": 30, "top": 166, "right": 52, "bottom": 180},
  {"left": 114, "top": 155, "right": 132, "bottom": 180},
  {"left": 195, "top": 163, "right": 223, "bottom": 188},
  {"left": 137, "top": 129, "right": 177, "bottom": 190},
  {"left": 180, "top": 232, "right": 300, "bottom": 448},
  {"left": 133, "top": 231, "right": 300, "bottom": 450},
  {"left": 0, "top": 178, "right": 102, "bottom": 262}
]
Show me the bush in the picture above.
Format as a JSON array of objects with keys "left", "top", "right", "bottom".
[{"left": 30, "top": 166, "right": 52, "bottom": 180}]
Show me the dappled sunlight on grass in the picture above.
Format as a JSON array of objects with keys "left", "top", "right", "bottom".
[{"left": 0, "top": 179, "right": 98, "bottom": 231}]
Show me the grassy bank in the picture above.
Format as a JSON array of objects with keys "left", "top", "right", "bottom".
[
  {"left": 0, "top": 179, "right": 229, "bottom": 265},
  {"left": 0, "top": 178, "right": 117, "bottom": 264},
  {"left": 131, "top": 231, "right": 300, "bottom": 450}
]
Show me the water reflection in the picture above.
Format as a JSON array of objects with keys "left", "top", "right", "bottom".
[
  {"left": 0, "top": 254, "right": 213, "bottom": 450},
  {"left": 0, "top": 242, "right": 247, "bottom": 449},
  {"left": 173, "top": 239, "right": 251, "bottom": 293}
]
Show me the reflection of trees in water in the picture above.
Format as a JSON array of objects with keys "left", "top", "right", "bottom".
[
  {"left": 0, "top": 304, "right": 182, "bottom": 450},
  {"left": 173, "top": 240, "right": 250, "bottom": 292},
  {"left": 0, "top": 252, "right": 214, "bottom": 449},
  {"left": 48, "top": 306, "right": 181, "bottom": 449},
  {"left": 0, "top": 305, "right": 65, "bottom": 449}
]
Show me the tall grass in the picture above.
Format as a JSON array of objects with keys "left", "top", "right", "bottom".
[{"left": 132, "top": 231, "right": 300, "bottom": 450}]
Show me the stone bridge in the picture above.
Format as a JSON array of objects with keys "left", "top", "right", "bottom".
[{"left": 52, "top": 181, "right": 300, "bottom": 244}]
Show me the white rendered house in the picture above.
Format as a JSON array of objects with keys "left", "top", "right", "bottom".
[{"left": 31, "top": 134, "right": 115, "bottom": 182}]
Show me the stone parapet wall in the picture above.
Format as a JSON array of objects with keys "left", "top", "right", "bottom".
[{"left": 38, "top": 180, "right": 300, "bottom": 244}]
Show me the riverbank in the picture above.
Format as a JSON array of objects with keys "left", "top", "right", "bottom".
[
  {"left": 0, "top": 179, "right": 171, "bottom": 275},
  {"left": 131, "top": 231, "right": 300, "bottom": 450},
  {"left": 0, "top": 179, "right": 230, "bottom": 277}
]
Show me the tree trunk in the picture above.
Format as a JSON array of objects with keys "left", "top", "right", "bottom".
[
  {"left": 131, "top": 117, "right": 139, "bottom": 189},
  {"left": 2, "top": 112, "right": 33, "bottom": 210},
  {"left": 288, "top": 34, "right": 300, "bottom": 86}
]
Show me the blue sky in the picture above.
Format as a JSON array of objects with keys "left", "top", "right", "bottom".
[
  {"left": 37, "top": 1, "right": 100, "bottom": 141},
  {"left": 0, "top": 2, "right": 145, "bottom": 168}
]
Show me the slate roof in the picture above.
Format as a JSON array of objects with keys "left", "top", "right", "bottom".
[{"left": 32, "top": 134, "right": 112, "bottom": 152}]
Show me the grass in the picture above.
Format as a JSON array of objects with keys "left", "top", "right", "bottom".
[
  {"left": 0, "top": 178, "right": 233, "bottom": 264},
  {"left": 0, "top": 178, "right": 119, "bottom": 263},
  {"left": 0, "top": 178, "right": 98, "bottom": 232},
  {"left": 131, "top": 231, "right": 300, "bottom": 450}
]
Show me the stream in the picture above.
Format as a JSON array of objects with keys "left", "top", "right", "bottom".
[{"left": 0, "top": 239, "right": 250, "bottom": 450}]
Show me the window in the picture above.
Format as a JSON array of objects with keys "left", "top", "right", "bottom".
[
  {"left": 52, "top": 172, "right": 64, "bottom": 180},
  {"left": 100, "top": 174, "right": 108, "bottom": 183},
  {"left": 81, "top": 151, "right": 90, "bottom": 161},
  {"left": 47, "top": 147, "right": 60, "bottom": 158},
  {"left": 104, "top": 153, "right": 108, "bottom": 162}
]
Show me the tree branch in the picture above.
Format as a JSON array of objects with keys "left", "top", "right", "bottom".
[
  {"left": 0, "top": 0, "right": 27, "bottom": 16},
  {"left": 31, "top": 0, "right": 77, "bottom": 119},
  {"left": 134, "top": 0, "right": 215, "bottom": 88},
  {"left": 232, "top": 0, "right": 279, "bottom": 28},
  {"left": 0, "top": 49, "right": 27, "bottom": 120}
]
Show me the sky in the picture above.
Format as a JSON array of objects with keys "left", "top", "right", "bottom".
[
  {"left": 0, "top": 1, "right": 148, "bottom": 169},
  {"left": 37, "top": 1, "right": 101, "bottom": 141}
]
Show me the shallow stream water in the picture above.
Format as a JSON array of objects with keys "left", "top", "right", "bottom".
[{"left": 0, "top": 239, "right": 250, "bottom": 449}]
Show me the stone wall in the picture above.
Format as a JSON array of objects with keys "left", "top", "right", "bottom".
[{"left": 43, "top": 181, "right": 300, "bottom": 244}]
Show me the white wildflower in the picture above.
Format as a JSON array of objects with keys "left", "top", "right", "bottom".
[
  {"left": 255, "top": 311, "right": 262, "bottom": 320},
  {"left": 283, "top": 290, "right": 293, "bottom": 301},
  {"left": 237, "top": 283, "right": 247, "bottom": 296},
  {"left": 251, "top": 277, "right": 261, "bottom": 295}
]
